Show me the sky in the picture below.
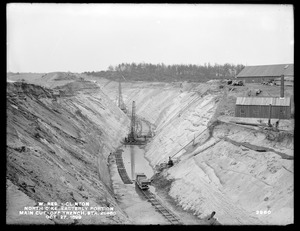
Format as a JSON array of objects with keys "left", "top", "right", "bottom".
[{"left": 7, "top": 3, "right": 294, "bottom": 73}]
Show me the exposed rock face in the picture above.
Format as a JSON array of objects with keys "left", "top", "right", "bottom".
[{"left": 7, "top": 81, "right": 131, "bottom": 224}]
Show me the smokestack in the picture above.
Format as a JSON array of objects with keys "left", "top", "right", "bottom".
[{"left": 280, "top": 75, "right": 284, "bottom": 98}]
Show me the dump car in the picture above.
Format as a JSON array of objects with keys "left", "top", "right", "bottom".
[{"left": 135, "top": 173, "right": 151, "bottom": 190}]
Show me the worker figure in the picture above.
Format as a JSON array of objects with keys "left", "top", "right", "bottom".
[
  {"left": 206, "top": 211, "right": 219, "bottom": 225},
  {"left": 208, "top": 211, "right": 216, "bottom": 220},
  {"left": 168, "top": 156, "right": 173, "bottom": 167},
  {"left": 125, "top": 137, "right": 127, "bottom": 143},
  {"left": 144, "top": 135, "right": 146, "bottom": 141},
  {"left": 275, "top": 120, "right": 279, "bottom": 129},
  {"left": 274, "top": 120, "right": 280, "bottom": 131},
  {"left": 268, "top": 119, "right": 272, "bottom": 127}
]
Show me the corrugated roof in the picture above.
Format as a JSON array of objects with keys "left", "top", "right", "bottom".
[
  {"left": 236, "top": 64, "right": 294, "bottom": 78},
  {"left": 236, "top": 97, "right": 291, "bottom": 106}
]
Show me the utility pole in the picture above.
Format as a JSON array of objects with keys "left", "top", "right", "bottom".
[
  {"left": 280, "top": 75, "right": 284, "bottom": 98},
  {"left": 131, "top": 101, "right": 136, "bottom": 136},
  {"left": 128, "top": 101, "right": 136, "bottom": 142},
  {"left": 118, "top": 76, "right": 127, "bottom": 113},
  {"left": 118, "top": 79, "right": 122, "bottom": 108}
]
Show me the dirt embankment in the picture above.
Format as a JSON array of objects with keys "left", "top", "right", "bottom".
[
  {"left": 151, "top": 101, "right": 293, "bottom": 225},
  {"left": 6, "top": 81, "right": 131, "bottom": 224},
  {"left": 163, "top": 120, "right": 293, "bottom": 225}
]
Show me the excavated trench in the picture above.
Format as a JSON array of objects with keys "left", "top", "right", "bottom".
[
  {"left": 97, "top": 77, "right": 293, "bottom": 225},
  {"left": 6, "top": 74, "right": 293, "bottom": 225},
  {"left": 121, "top": 145, "right": 153, "bottom": 180}
]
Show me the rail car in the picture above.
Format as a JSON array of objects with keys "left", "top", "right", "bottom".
[{"left": 135, "top": 173, "right": 151, "bottom": 190}]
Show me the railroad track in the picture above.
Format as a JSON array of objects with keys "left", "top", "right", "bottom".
[
  {"left": 138, "top": 187, "right": 183, "bottom": 225},
  {"left": 113, "top": 149, "right": 182, "bottom": 224},
  {"left": 114, "top": 149, "right": 133, "bottom": 184}
]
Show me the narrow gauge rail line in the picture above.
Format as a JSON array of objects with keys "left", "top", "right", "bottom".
[
  {"left": 114, "top": 150, "right": 132, "bottom": 184},
  {"left": 138, "top": 187, "right": 183, "bottom": 225},
  {"left": 113, "top": 150, "right": 181, "bottom": 224}
]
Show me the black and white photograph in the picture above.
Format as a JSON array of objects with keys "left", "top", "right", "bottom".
[{"left": 6, "top": 3, "right": 293, "bottom": 225}]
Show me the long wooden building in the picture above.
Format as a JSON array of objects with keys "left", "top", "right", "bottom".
[
  {"left": 236, "top": 64, "right": 294, "bottom": 84},
  {"left": 235, "top": 97, "right": 291, "bottom": 119}
]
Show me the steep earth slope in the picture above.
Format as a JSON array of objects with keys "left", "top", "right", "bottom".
[{"left": 6, "top": 80, "right": 131, "bottom": 224}]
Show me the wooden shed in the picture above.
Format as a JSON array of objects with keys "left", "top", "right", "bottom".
[{"left": 235, "top": 97, "right": 291, "bottom": 119}]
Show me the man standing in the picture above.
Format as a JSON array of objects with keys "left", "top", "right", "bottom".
[
  {"left": 206, "top": 211, "right": 219, "bottom": 225},
  {"left": 168, "top": 156, "right": 173, "bottom": 167}
]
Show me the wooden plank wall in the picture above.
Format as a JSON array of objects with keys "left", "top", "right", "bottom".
[{"left": 235, "top": 105, "right": 291, "bottom": 119}]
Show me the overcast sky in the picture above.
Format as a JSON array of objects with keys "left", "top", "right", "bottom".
[{"left": 7, "top": 3, "right": 294, "bottom": 73}]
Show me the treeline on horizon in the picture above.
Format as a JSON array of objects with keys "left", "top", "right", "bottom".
[{"left": 84, "top": 62, "right": 245, "bottom": 82}]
